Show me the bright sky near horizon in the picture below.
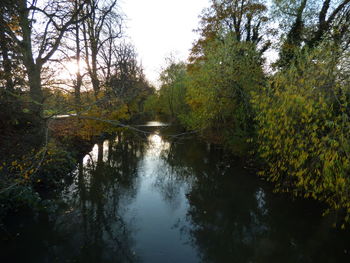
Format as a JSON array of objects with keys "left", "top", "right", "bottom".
[{"left": 120, "top": 0, "right": 210, "bottom": 87}]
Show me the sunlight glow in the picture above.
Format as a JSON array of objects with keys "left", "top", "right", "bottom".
[
  {"left": 58, "top": 59, "right": 87, "bottom": 82},
  {"left": 65, "top": 60, "right": 80, "bottom": 74},
  {"left": 147, "top": 133, "right": 170, "bottom": 157},
  {"left": 83, "top": 144, "right": 98, "bottom": 165},
  {"left": 150, "top": 134, "right": 162, "bottom": 146}
]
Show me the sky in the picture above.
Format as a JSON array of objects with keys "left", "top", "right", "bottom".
[{"left": 120, "top": 0, "right": 210, "bottom": 86}]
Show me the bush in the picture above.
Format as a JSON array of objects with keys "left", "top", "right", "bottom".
[
  {"left": 0, "top": 141, "right": 76, "bottom": 223},
  {"left": 252, "top": 45, "right": 350, "bottom": 225},
  {"left": 184, "top": 35, "right": 264, "bottom": 154}
]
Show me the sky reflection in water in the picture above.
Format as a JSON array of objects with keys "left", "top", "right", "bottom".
[{"left": 1, "top": 126, "right": 350, "bottom": 263}]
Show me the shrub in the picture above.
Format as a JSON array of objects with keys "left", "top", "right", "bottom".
[{"left": 252, "top": 45, "right": 350, "bottom": 225}]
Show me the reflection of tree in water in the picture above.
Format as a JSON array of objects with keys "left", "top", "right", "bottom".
[
  {"left": 54, "top": 131, "right": 147, "bottom": 263},
  {"left": 144, "top": 130, "right": 193, "bottom": 210},
  {"left": 185, "top": 164, "right": 271, "bottom": 263},
  {"left": 4, "top": 128, "right": 350, "bottom": 263},
  {"left": 152, "top": 162, "right": 191, "bottom": 211},
  {"left": 157, "top": 132, "right": 350, "bottom": 263}
]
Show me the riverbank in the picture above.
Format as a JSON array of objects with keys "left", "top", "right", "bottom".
[{"left": 0, "top": 116, "right": 113, "bottom": 228}]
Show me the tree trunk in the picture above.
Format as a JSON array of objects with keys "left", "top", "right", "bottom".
[
  {"left": 18, "top": 0, "right": 43, "bottom": 118},
  {"left": 74, "top": 0, "right": 82, "bottom": 108},
  {"left": 0, "top": 26, "right": 14, "bottom": 92},
  {"left": 28, "top": 65, "right": 44, "bottom": 120},
  {"left": 91, "top": 46, "right": 100, "bottom": 97}
]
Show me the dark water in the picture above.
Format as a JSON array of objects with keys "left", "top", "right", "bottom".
[{"left": 2, "top": 122, "right": 350, "bottom": 263}]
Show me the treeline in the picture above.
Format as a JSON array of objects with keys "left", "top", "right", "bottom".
[
  {"left": 0, "top": 0, "right": 152, "bottom": 218},
  {"left": 147, "top": 0, "right": 350, "bottom": 226},
  {"left": 0, "top": 0, "right": 153, "bottom": 137}
]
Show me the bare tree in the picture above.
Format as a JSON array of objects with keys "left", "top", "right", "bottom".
[
  {"left": 105, "top": 42, "right": 150, "bottom": 111},
  {"left": 82, "top": 0, "right": 122, "bottom": 97},
  {"left": 0, "top": 0, "right": 88, "bottom": 119},
  {"left": 73, "top": 0, "right": 83, "bottom": 107}
]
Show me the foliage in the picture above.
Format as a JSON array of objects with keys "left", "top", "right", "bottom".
[
  {"left": 272, "top": 0, "right": 350, "bottom": 68},
  {"left": 252, "top": 45, "right": 350, "bottom": 226},
  {"left": 0, "top": 141, "right": 76, "bottom": 222},
  {"left": 190, "top": 0, "right": 270, "bottom": 63},
  {"left": 151, "top": 0, "right": 350, "bottom": 225},
  {"left": 185, "top": 35, "right": 264, "bottom": 154},
  {"left": 158, "top": 60, "right": 189, "bottom": 119},
  {"left": 0, "top": 185, "right": 42, "bottom": 221},
  {"left": 79, "top": 106, "right": 130, "bottom": 139},
  {"left": 143, "top": 93, "right": 161, "bottom": 118},
  {"left": 0, "top": 0, "right": 152, "bottom": 230}
]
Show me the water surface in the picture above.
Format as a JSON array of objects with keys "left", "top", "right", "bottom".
[{"left": 1, "top": 124, "right": 350, "bottom": 262}]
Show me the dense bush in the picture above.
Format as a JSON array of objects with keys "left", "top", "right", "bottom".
[
  {"left": 252, "top": 46, "right": 350, "bottom": 225},
  {"left": 0, "top": 141, "right": 76, "bottom": 222},
  {"left": 184, "top": 36, "right": 264, "bottom": 154}
]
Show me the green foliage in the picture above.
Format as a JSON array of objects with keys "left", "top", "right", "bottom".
[
  {"left": 0, "top": 185, "right": 42, "bottom": 221},
  {"left": 185, "top": 35, "right": 264, "bottom": 154},
  {"left": 252, "top": 45, "right": 350, "bottom": 224},
  {"left": 143, "top": 94, "right": 161, "bottom": 118},
  {"left": 158, "top": 60, "right": 189, "bottom": 120}
]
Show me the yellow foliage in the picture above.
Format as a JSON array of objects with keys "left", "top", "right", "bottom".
[{"left": 252, "top": 45, "right": 350, "bottom": 223}]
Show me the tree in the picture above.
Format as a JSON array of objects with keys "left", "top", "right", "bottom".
[
  {"left": 0, "top": 0, "right": 89, "bottom": 119},
  {"left": 82, "top": 0, "right": 122, "bottom": 97},
  {"left": 190, "top": 0, "right": 270, "bottom": 63},
  {"left": 252, "top": 44, "right": 350, "bottom": 225},
  {"left": 274, "top": 0, "right": 350, "bottom": 67},
  {"left": 158, "top": 59, "right": 188, "bottom": 119},
  {"left": 0, "top": 3, "right": 15, "bottom": 93},
  {"left": 72, "top": 0, "right": 84, "bottom": 107},
  {"left": 186, "top": 35, "right": 265, "bottom": 153},
  {"left": 105, "top": 42, "right": 151, "bottom": 114}
]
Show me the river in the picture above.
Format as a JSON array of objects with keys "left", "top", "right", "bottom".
[{"left": 1, "top": 122, "right": 350, "bottom": 262}]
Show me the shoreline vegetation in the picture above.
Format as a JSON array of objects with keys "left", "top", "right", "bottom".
[
  {"left": 144, "top": 1, "right": 350, "bottom": 227},
  {"left": 1, "top": 0, "right": 350, "bottom": 233}
]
